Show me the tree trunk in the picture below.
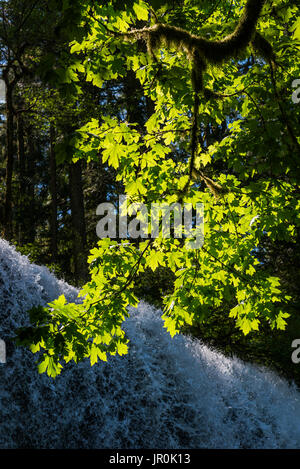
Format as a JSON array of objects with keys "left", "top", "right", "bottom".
[
  {"left": 3, "top": 80, "right": 14, "bottom": 240},
  {"left": 17, "top": 112, "right": 26, "bottom": 244},
  {"left": 123, "top": 70, "right": 146, "bottom": 127},
  {"left": 49, "top": 123, "right": 58, "bottom": 261},
  {"left": 26, "top": 134, "right": 36, "bottom": 243},
  {"left": 69, "top": 160, "right": 88, "bottom": 284}
]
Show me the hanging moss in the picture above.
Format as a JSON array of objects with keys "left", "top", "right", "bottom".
[
  {"left": 121, "top": 0, "right": 275, "bottom": 198},
  {"left": 125, "top": 0, "right": 271, "bottom": 74},
  {"left": 251, "top": 31, "right": 277, "bottom": 66}
]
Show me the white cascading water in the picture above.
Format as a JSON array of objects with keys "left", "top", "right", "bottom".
[{"left": 1, "top": 238, "right": 300, "bottom": 449}]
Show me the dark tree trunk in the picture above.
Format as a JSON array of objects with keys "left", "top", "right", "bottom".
[
  {"left": 3, "top": 80, "right": 14, "bottom": 240},
  {"left": 25, "top": 134, "right": 36, "bottom": 243},
  {"left": 49, "top": 123, "right": 58, "bottom": 261},
  {"left": 17, "top": 112, "right": 26, "bottom": 244},
  {"left": 69, "top": 160, "right": 88, "bottom": 284},
  {"left": 123, "top": 70, "right": 146, "bottom": 127}
]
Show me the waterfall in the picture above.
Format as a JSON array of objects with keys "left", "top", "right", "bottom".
[{"left": 1, "top": 238, "right": 300, "bottom": 449}]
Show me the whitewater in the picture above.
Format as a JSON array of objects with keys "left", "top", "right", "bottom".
[{"left": 1, "top": 238, "right": 300, "bottom": 449}]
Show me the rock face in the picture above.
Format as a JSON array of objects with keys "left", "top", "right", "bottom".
[{"left": 1, "top": 238, "right": 300, "bottom": 449}]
